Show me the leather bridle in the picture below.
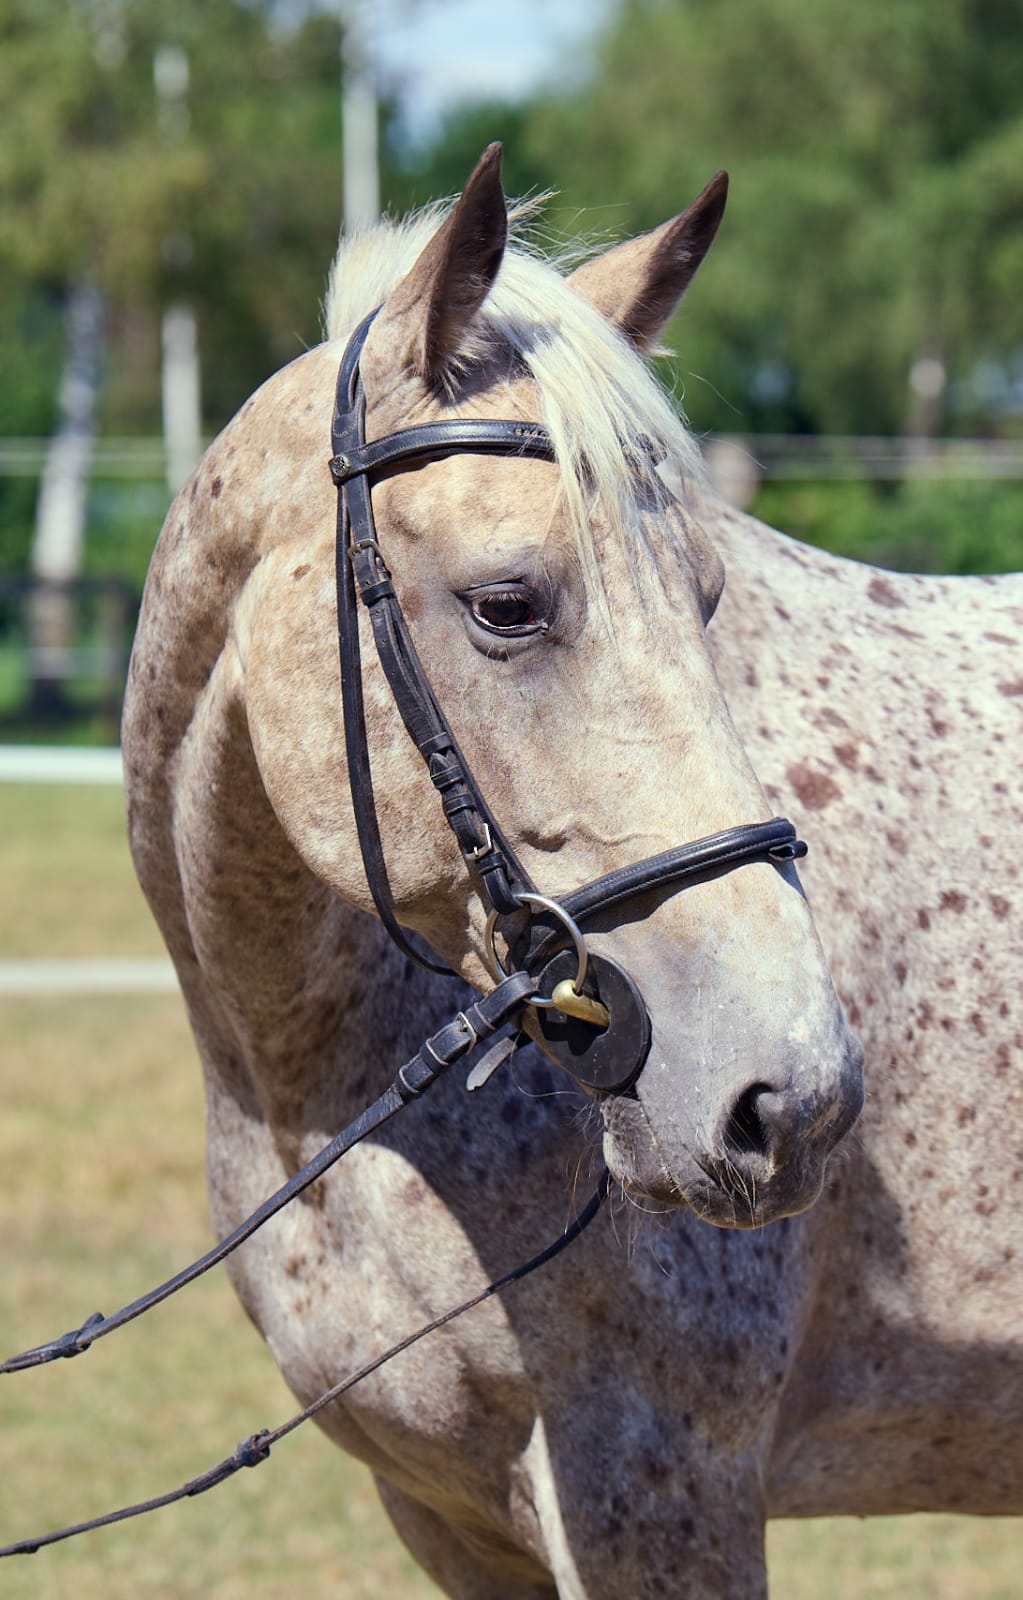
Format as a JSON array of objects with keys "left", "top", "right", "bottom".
[
  {"left": 332, "top": 308, "right": 807, "bottom": 1093},
  {"left": 0, "top": 309, "right": 810, "bottom": 1558}
]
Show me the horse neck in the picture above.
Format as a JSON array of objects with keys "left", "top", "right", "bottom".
[
  {"left": 698, "top": 490, "right": 1022, "bottom": 1033},
  {"left": 699, "top": 489, "right": 1023, "bottom": 732}
]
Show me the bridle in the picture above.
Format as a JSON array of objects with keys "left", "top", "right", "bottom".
[
  {"left": 331, "top": 307, "right": 807, "bottom": 1093},
  {"left": 0, "top": 308, "right": 808, "bottom": 1557}
]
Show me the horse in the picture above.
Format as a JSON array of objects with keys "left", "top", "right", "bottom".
[{"left": 122, "top": 145, "right": 1023, "bottom": 1598}]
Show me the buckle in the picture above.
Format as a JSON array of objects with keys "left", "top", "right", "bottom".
[{"left": 466, "top": 822, "right": 494, "bottom": 861}]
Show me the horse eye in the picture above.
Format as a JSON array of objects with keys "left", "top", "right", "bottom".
[{"left": 469, "top": 589, "right": 545, "bottom": 635}]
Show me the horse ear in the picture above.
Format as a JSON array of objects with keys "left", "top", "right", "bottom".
[
  {"left": 567, "top": 171, "right": 728, "bottom": 351},
  {"left": 377, "top": 143, "right": 508, "bottom": 388}
]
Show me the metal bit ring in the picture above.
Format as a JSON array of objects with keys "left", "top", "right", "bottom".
[{"left": 485, "top": 892, "right": 589, "bottom": 1009}]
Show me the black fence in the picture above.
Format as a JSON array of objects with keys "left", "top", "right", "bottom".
[{"left": 0, "top": 576, "right": 138, "bottom": 739}]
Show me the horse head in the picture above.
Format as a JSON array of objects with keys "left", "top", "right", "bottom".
[{"left": 247, "top": 145, "right": 863, "bottom": 1228}]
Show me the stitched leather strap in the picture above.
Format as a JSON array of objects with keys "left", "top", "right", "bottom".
[
  {"left": 335, "top": 443, "right": 452, "bottom": 971},
  {"left": 562, "top": 818, "right": 806, "bottom": 924},
  {"left": 330, "top": 419, "right": 554, "bottom": 484},
  {"left": 333, "top": 311, "right": 548, "bottom": 957},
  {"left": 517, "top": 818, "right": 806, "bottom": 974}
]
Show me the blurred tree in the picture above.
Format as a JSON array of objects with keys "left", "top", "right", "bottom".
[
  {"left": 416, "top": 0, "right": 1023, "bottom": 439},
  {"left": 0, "top": 280, "right": 63, "bottom": 570},
  {"left": 0, "top": 0, "right": 358, "bottom": 432},
  {"left": 388, "top": 100, "right": 543, "bottom": 211}
]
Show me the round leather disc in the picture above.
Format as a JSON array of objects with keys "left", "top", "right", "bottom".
[{"left": 530, "top": 950, "right": 651, "bottom": 1094}]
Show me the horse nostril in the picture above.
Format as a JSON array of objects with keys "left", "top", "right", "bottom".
[{"left": 723, "top": 1082, "right": 774, "bottom": 1158}]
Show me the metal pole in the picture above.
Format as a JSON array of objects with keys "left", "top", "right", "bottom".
[
  {"left": 154, "top": 44, "right": 202, "bottom": 493},
  {"left": 341, "top": 1, "right": 380, "bottom": 231},
  {"left": 27, "top": 281, "right": 104, "bottom": 717}
]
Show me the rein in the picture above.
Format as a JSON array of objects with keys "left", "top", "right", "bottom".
[
  {"left": 0, "top": 966, "right": 607, "bottom": 1558},
  {"left": 0, "top": 973, "right": 535, "bottom": 1376},
  {"left": 1, "top": 1160, "right": 609, "bottom": 1558},
  {"left": 0, "top": 309, "right": 809, "bottom": 1558}
]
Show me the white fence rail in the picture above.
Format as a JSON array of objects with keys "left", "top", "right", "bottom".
[
  {"left": 714, "top": 434, "right": 1023, "bottom": 481},
  {"left": 0, "top": 959, "right": 177, "bottom": 995},
  {"left": 0, "top": 744, "right": 123, "bottom": 784},
  {"left": 3, "top": 434, "right": 1023, "bottom": 482}
]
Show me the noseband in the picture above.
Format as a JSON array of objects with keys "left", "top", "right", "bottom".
[{"left": 332, "top": 309, "right": 807, "bottom": 1094}]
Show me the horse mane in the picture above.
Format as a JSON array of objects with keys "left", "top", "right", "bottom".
[{"left": 323, "top": 197, "right": 705, "bottom": 594}]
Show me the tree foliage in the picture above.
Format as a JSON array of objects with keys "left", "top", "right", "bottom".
[
  {"left": 7, "top": 0, "right": 1022, "bottom": 443},
  {"left": 0, "top": 0, "right": 351, "bottom": 429},
  {"left": 419, "top": 0, "right": 1023, "bottom": 439}
]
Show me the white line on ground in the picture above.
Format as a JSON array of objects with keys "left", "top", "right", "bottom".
[
  {"left": 0, "top": 745, "right": 124, "bottom": 785},
  {"left": 0, "top": 959, "right": 178, "bottom": 996}
]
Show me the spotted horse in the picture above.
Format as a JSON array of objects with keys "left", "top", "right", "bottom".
[{"left": 13, "top": 146, "right": 1023, "bottom": 1596}]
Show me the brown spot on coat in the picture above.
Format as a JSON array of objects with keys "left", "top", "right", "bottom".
[
  {"left": 786, "top": 763, "right": 842, "bottom": 811},
  {"left": 997, "top": 679, "right": 1023, "bottom": 698},
  {"left": 868, "top": 575, "right": 906, "bottom": 609},
  {"left": 211, "top": 475, "right": 223, "bottom": 498}
]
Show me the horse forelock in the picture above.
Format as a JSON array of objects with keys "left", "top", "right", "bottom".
[{"left": 323, "top": 198, "right": 708, "bottom": 610}]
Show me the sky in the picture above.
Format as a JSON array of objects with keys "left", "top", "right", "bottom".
[{"left": 361, "top": 0, "right": 612, "bottom": 142}]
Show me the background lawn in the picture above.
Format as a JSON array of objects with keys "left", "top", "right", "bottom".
[{"left": 1, "top": 782, "right": 1019, "bottom": 1595}]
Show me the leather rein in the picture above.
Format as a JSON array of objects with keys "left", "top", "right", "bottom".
[{"left": 0, "top": 309, "right": 806, "bottom": 1558}]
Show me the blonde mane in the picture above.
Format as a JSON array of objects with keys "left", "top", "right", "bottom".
[{"left": 323, "top": 198, "right": 704, "bottom": 586}]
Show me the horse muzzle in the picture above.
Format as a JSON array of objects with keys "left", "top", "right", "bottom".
[{"left": 600, "top": 1024, "right": 864, "bottom": 1226}]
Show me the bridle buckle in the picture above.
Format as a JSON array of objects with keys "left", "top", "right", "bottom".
[
  {"left": 349, "top": 536, "right": 385, "bottom": 560},
  {"left": 467, "top": 822, "right": 494, "bottom": 861}
]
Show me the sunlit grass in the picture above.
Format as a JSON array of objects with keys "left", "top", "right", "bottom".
[
  {"left": 0, "top": 782, "right": 162, "bottom": 958},
  {"left": 0, "top": 996, "right": 439, "bottom": 1600},
  {"left": 768, "top": 1516, "right": 1022, "bottom": 1599}
]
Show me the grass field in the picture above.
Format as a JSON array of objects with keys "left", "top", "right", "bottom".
[{"left": 2, "top": 782, "right": 1020, "bottom": 1597}]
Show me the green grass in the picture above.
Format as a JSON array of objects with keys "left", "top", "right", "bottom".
[
  {"left": 0, "top": 782, "right": 163, "bottom": 958},
  {"left": 0, "top": 997, "right": 440, "bottom": 1600},
  {"left": 1, "top": 783, "right": 1020, "bottom": 1595},
  {"left": 767, "top": 1517, "right": 1023, "bottom": 1599}
]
